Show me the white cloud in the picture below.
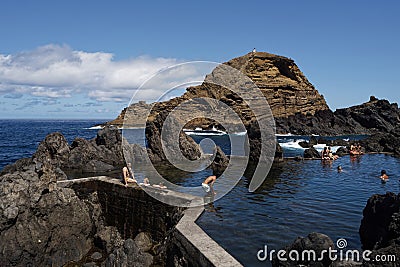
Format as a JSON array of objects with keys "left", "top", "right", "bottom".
[{"left": 0, "top": 44, "right": 212, "bottom": 103}]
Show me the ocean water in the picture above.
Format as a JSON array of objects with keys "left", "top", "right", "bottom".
[{"left": 1, "top": 120, "right": 399, "bottom": 267}]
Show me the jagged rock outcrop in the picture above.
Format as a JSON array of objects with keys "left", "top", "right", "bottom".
[
  {"left": 222, "top": 52, "right": 329, "bottom": 118},
  {"left": 0, "top": 135, "right": 187, "bottom": 266},
  {"left": 276, "top": 97, "right": 400, "bottom": 135},
  {"left": 359, "top": 192, "right": 400, "bottom": 250},
  {"left": 210, "top": 146, "right": 229, "bottom": 177},
  {"left": 359, "top": 192, "right": 400, "bottom": 266},
  {"left": 360, "top": 124, "right": 400, "bottom": 156},
  {"left": 304, "top": 147, "right": 321, "bottom": 159},
  {"left": 106, "top": 51, "right": 399, "bottom": 139},
  {"left": 145, "top": 110, "right": 202, "bottom": 163},
  {"left": 0, "top": 162, "right": 99, "bottom": 266},
  {"left": 2, "top": 126, "right": 126, "bottom": 176}
]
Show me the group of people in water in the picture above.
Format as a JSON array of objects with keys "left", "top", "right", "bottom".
[
  {"left": 320, "top": 144, "right": 390, "bottom": 183},
  {"left": 321, "top": 146, "right": 339, "bottom": 160},
  {"left": 321, "top": 143, "right": 365, "bottom": 161},
  {"left": 350, "top": 143, "right": 364, "bottom": 155}
]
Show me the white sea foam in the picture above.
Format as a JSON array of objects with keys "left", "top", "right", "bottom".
[
  {"left": 313, "top": 144, "right": 342, "bottom": 153},
  {"left": 278, "top": 139, "right": 343, "bottom": 154},
  {"left": 276, "top": 133, "right": 294, "bottom": 137},
  {"left": 231, "top": 131, "right": 247, "bottom": 136},
  {"left": 279, "top": 139, "right": 307, "bottom": 150},
  {"left": 85, "top": 125, "right": 103, "bottom": 130}
]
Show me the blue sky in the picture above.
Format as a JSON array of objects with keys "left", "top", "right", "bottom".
[{"left": 0, "top": 0, "right": 399, "bottom": 119}]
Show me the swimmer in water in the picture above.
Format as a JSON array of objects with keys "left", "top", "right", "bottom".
[{"left": 380, "top": 170, "right": 389, "bottom": 182}]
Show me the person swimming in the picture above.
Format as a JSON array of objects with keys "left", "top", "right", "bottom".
[
  {"left": 337, "top": 166, "right": 343, "bottom": 173},
  {"left": 380, "top": 170, "right": 389, "bottom": 182}
]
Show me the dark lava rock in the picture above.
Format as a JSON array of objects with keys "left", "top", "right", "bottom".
[
  {"left": 272, "top": 232, "right": 335, "bottom": 267},
  {"left": 103, "top": 237, "right": 153, "bottom": 267},
  {"left": 247, "top": 119, "right": 279, "bottom": 163},
  {"left": 299, "top": 141, "right": 312, "bottom": 148},
  {"left": 276, "top": 97, "right": 400, "bottom": 136},
  {"left": 359, "top": 192, "right": 400, "bottom": 266},
  {"left": 359, "top": 192, "right": 400, "bottom": 250},
  {"left": 304, "top": 147, "right": 321, "bottom": 159},
  {"left": 210, "top": 146, "right": 229, "bottom": 177},
  {"left": 91, "top": 252, "right": 103, "bottom": 260},
  {"left": 65, "top": 126, "right": 125, "bottom": 172},
  {"left": 33, "top": 132, "right": 70, "bottom": 167},
  {"left": 0, "top": 157, "right": 36, "bottom": 176},
  {"left": 83, "top": 160, "right": 115, "bottom": 173},
  {"left": 0, "top": 162, "right": 99, "bottom": 266},
  {"left": 145, "top": 110, "right": 202, "bottom": 163},
  {"left": 134, "top": 232, "right": 153, "bottom": 253},
  {"left": 20, "top": 126, "right": 126, "bottom": 175},
  {"left": 275, "top": 142, "right": 284, "bottom": 162},
  {"left": 94, "top": 226, "right": 124, "bottom": 255},
  {"left": 335, "top": 146, "right": 349, "bottom": 157},
  {"left": 361, "top": 124, "right": 400, "bottom": 156}
]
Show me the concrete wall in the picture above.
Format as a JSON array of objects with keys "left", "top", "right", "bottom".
[{"left": 58, "top": 177, "right": 242, "bottom": 267}]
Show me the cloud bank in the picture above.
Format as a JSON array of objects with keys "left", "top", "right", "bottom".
[{"left": 0, "top": 44, "right": 206, "bottom": 102}]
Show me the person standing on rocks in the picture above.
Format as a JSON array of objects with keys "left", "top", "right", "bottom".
[{"left": 123, "top": 163, "right": 137, "bottom": 186}]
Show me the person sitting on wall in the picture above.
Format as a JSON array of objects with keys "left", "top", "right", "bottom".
[{"left": 123, "top": 163, "right": 137, "bottom": 186}]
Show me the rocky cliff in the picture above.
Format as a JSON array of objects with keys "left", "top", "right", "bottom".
[
  {"left": 220, "top": 52, "right": 329, "bottom": 118},
  {"left": 105, "top": 52, "right": 400, "bottom": 138},
  {"left": 276, "top": 96, "right": 400, "bottom": 135},
  {"left": 104, "top": 51, "right": 330, "bottom": 130}
]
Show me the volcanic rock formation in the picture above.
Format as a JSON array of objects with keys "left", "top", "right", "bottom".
[{"left": 105, "top": 51, "right": 330, "bottom": 131}]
